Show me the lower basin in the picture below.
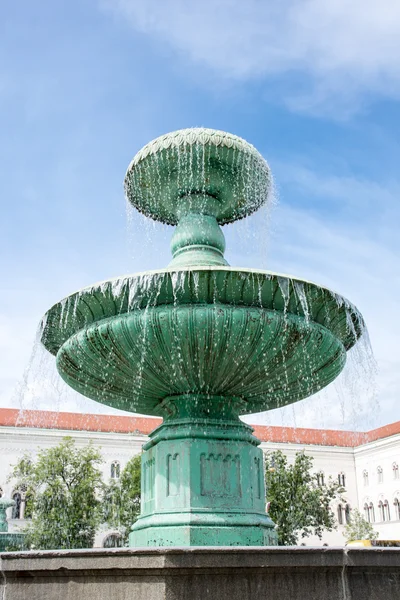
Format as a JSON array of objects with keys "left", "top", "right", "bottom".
[
  {"left": 56, "top": 303, "right": 345, "bottom": 415},
  {"left": 0, "top": 532, "right": 26, "bottom": 552},
  {"left": 41, "top": 267, "right": 364, "bottom": 416}
]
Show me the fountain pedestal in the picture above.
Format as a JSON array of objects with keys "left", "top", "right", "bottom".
[{"left": 130, "top": 396, "right": 276, "bottom": 546}]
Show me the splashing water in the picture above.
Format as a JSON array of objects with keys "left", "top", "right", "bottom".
[{"left": 11, "top": 127, "right": 377, "bottom": 437}]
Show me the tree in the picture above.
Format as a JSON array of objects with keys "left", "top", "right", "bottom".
[
  {"left": 344, "top": 508, "right": 378, "bottom": 543},
  {"left": 9, "top": 437, "right": 104, "bottom": 550},
  {"left": 102, "top": 454, "right": 141, "bottom": 544},
  {"left": 265, "top": 450, "right": 344, "bottom": 545}
]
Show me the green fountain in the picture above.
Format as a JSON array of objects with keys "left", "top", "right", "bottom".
[
  {"left": 40, "top": 128, "right": 364, "bottom": 547},
  {"left": 0, "top": 498, "right": 26, "bottom": 551}
]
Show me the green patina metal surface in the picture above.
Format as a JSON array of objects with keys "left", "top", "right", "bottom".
[
  {"left": 124, "top": 128, "right": 271, "bottom": 226},
  {"left": 54, "top": 304, "right": 345, "bottom": 415},
  {"left": 40, "top": 128, "right": 366, "bottom": 547},
  {"left": 0, "top": 498, "right": 14, "bottom": 533},
  {"left": 0, "top": 498, "right": 26, "bottom": 552},
  {"left": 0, "top": 532, "right": 26, "bottom": 552},
  {"left": 130, "top": 396, "right": 276, "bottom": 546}
]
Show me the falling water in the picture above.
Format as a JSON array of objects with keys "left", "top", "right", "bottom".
[{"left": 11, "top": 127, "right": 378, "bottom": 440}]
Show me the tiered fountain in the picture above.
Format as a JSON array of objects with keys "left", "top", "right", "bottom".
[
  {"left": 41, "top": 128, "right": 365, "bottom": 547},
  {"left": 0, "top": 498, "right": 26, "bottom": 551}
]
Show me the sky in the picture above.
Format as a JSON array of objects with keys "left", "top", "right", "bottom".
[{"left": 1, "top": 0, "right": 399, "bottom": 432}]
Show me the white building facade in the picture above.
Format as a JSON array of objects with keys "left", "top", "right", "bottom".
[{"left": 0, "top": 408, "right": 399, "bottom": 546}]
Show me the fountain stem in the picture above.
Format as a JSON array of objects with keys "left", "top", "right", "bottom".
[{"left": 169, "top": 213, "right": 229, "bottom": 268}]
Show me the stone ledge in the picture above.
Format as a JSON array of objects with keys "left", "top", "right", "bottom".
[{"left": 1, "top": 547, "right": 400, "bottom": 600}]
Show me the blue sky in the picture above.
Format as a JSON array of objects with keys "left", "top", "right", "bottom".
[{"left": 1, "top": 0, "right": 399, "bottom": 431}]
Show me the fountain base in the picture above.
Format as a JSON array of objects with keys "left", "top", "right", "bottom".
[{"left": 129, "top": 396, "right": 277, "bottom": 547}]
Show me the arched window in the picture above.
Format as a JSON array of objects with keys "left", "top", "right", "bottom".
[
  {"left": 345, "top": 504, "right": 351, "bottom": 524},
  {"left": 337, "top": 504, "right": 343, "bottom": 525},
  {"left": 394, "top": 498, "right": 400, "bottom": 520},
  {"left": 377, "top": 466, "right": 383, "bottom": 483},
  {"left": 378, "top": 500, "right": 385, "bottom": 522},
  {"left": 11, "top": 492, "right": 21, "bottom": 519},
  {"left": 103, "top": 533, "right": 123, "bottom": 548},
  {"left": 393, "top": 463, "right": 399, "bottom": 480},
  {"left": 111, "top": 461, "right": 121, "bottom": 480},
  {"left": 338, "top": 473, "right": 346, "bottom": 487},
  {"left": 364, "top": 503, "right": 370, "bottom": 522},
  {"left": 369, "top": 502, "right": 375, "bottom": 523},
  {"left": 384, "top": 500, "right": 391, "bottom": 521},
  {"left": 363, "top": 470, "right": 369, "bottom": 486},
  {"left": 316, "top": 472, "right": 325, "bottom": 486}
]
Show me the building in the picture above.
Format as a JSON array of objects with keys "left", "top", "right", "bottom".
[{"left": 1, "top": 408, "right": 399, "bottom": 546}]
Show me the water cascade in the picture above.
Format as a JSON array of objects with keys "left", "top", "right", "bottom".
[{"left": 40, "top": 128, "right": 366, "bottom": 546}]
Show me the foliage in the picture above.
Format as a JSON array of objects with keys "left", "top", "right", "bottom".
[
  {"left": 9, "top": 437, "right": 104, "bottom": 550},
  {"left": 344, "top": 508, "right": 378, "bottom": 543},
  {"left": 102, "top": 454, "right": 141, "bottom": 544},
  {"left": 265, "top": 450, "right": 344, "bottom": 545}
]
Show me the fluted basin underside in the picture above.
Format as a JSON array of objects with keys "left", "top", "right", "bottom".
[
  {"left": 56, "top": 303, "right": 345, "bottom": 415},
  {"left": 41, "top": 267, "right": 364, "bottom": 416}
]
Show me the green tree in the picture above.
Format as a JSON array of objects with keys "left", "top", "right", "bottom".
[
  {"left": 344, "top": 508, "right": 378, "bottom": 543},
  {"left": 102, "top": 454, "right": 141, "bottom": 544},
  {"left": 9, "top": 437, "right": 103, "bottom": 550},
  {"left": 265, "top": 450, "right": 343, "bottom": 545}
]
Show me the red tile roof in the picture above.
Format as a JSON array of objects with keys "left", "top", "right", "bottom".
[
  {"left": 0, "top": 408, "right": 399, "bottom": 448},
  {"left": 0, "top": 408, "right": 160, "bottom": 435}
]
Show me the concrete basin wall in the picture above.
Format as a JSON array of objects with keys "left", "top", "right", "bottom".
[{"left": 1, "top": 547, "right": 399, "bottom": 600}]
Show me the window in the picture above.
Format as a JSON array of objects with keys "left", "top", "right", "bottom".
[
  {"left": 316, "top": 472, "right": 325, "bottom": 486},
  {"left": 363, "top": 470, "right": 369, "bottom": 486},
  {"left": 378, "top": 500, "right": 388, "bottom": 522},
  {"left": 11, "top": 492, "right": 21, "bottom": 519},
  {"left": 377, "top": 466, "right": 383, "bottom": 483},
  {"left": 393, "top": 463, "right": 399, "bottom": 480},
  {"left": 337, "top": 504, "right": 343, "bottom": 525},
  {"left": 338, "top": 473, "right": 346, "bottom": 487},
  {"left": 345, "top": 504, "right": 351, "bottom": 524},
  {"left": 369, "top": 502, "right": 375, "bottom": 523},
  {"left": 111, "top": 461, "right": 121, "bottom": 480},
  {"left": 394, "top": 498, "right": 400, "bottom": 520},
  {"left": 384, "top": 500, "right": 391, "bottom": 521},
  {"left": 103, "top": 533, "right": 123, "bottom": 548},
  {"left": 364, "top": 503, "right": 370, "bottom": 522}
]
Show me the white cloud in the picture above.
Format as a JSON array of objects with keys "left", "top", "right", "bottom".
[{"left": 103, "top": 0, "right": 400, "bottom": 114}]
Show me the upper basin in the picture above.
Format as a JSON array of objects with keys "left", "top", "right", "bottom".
[
  {"left": 40, "top": 267, "right": 365, "bottom": 416},
  {"left": 124, "top": 128, "right": 272, "bottom": 225}
]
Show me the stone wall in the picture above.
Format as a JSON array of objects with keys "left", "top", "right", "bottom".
[{"left": 1, "top": 547, "right": 400, "bottom": 600}]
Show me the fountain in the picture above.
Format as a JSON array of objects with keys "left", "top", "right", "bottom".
[
  {"left": 40, "top": 128, "right": 365, "bottom": 547},
  {"left": 0, "top": 498, "right": 26, "bottom": 551}
]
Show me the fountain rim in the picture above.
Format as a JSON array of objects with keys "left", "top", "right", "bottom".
[
  {"left": 41, "top": 265, "right": 360, "bottom": 314},
  {"left": 40, "top": 265, "right": 365, "bottom": 360},
  {"left": 125, "top": 127, "right": 268, "bottom": 174}
]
